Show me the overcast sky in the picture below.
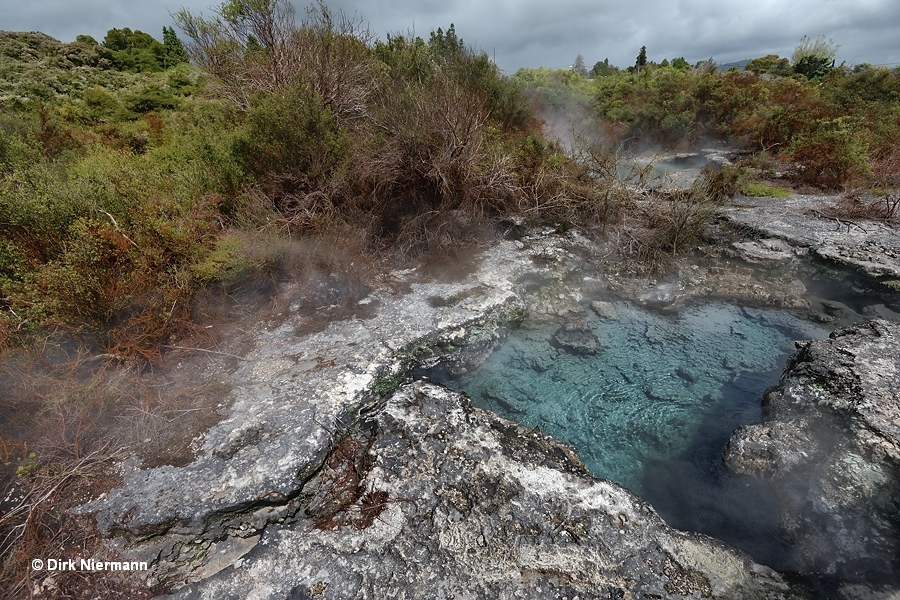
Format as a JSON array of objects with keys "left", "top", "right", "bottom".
[{"left": 3, "top": 0, "right": 899, "bottom": 73}]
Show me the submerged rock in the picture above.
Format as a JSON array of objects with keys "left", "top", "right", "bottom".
[
  {"left": 637, "top": 281, "right": 686, "bottom": 308},
  {"left": 724, "top": 320, "right": 900, "bottom": 589},
  {"left": 166, "top": 382, "right": 796, "bottom": 600},
  {"left": 552, "top": 317, "right": 601, "bottom": 355}
]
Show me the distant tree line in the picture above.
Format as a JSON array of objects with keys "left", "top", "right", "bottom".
[{"left": 572, "top": 35, "right": 843, "bottom": 81}]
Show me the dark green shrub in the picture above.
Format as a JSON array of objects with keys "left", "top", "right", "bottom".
[
  {"left": 124, "top": 85, "right": 179, "bottom": 113},
  {"left": 825, "top": 66, "right": 900, "bottom": 106},
  {"left": 102, "top": 28, "right": 165, "bottom": 72}
]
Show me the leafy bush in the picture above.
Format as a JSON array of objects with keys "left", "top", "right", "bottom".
[
  {"left": 587, "top": 56, "right": 899, "bottom": 191},
  {"left": 788, "top": 115, "right": 870, "bottom": 188},
  {"left": 123, "top": 84, "right": 180, "bottom": 113},
  {"left": 102, "top": 27, "right": 165, "bottom": 72}
]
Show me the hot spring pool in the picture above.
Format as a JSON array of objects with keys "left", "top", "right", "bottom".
[{"left": 423, "top": 300, "right": 833, "bottom": 569}]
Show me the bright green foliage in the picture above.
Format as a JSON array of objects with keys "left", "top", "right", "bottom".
[
  {"left": 514, "top": 67, "right": 592, "bottom": 115},
  {"left": 0, "top": 81, "right": 252, "bottom": 352},
  {"left": 594, "top": 66, "right": 711, "bottom": 142},
  {"left": 5, "top": 6, "right": 896, "bottom": 357},
  {"left": 789, "top": 115, "right": 870, "bottom": 187},
  {"left": 741, "top": 182, "right": 792, "bottom": 198},
  {"left": 75, "top": 35, "right": 99, "bottom": 46},
  {"left": 375, "top": 26, "right": 531, "bottom": 132},
  {"left": 0, "top": 32, "right": 129, "bottom": 105},
  {"left": 238, "top": 84, "right": 349, "bottom": 186},
  {"left": 825, "top": 65, "right": 900, "bottom": 105},
  {"left": 589, "top": 55, "right": 899, "bottom": 190}
]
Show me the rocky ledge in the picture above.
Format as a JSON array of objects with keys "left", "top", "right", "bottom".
[
  {"left": 725, "top": 320, "right": 900, "bottom": 589},
  {"left": 167, "top": 382, "right": 792, "bottom": 600},
  {"left": 723, "top": 195, "right": 900, "bottom": 280},
  {"left": 74, "top": 232, "right": 805, "bottom": 598}
]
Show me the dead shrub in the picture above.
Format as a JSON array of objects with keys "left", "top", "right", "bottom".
[
  {"left": 0, "top": 446, "right": 153, "bottom": 600},
  {"left": 174, "top": 0, "right": 377, "bottom": 122},
  {"left": 116, "top": 379, "right": 230, "bottom": 468},
  {"left": 306, "top": 425, "right": 400, "bottom": 532},
  {"left": 822, "top": 193, "right": 900, "bottom": 223},
  {"left": 365, "top": 77, "right": 493, "bottom": 223},
  {"left": 823, "top": 150, "right": 900, "bottom": 222},
  {"left": 0, "top": 332, "right": 239, "bottom": 596},
  {"left": 106, "top": 286, "right": 197, "bottom": 363},
  {"left": 618, "top": 182, "right": 720, "bottom": 269}
]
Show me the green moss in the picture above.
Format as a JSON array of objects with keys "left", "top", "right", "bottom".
[
  {"left": 372, "top": 369, "right": 408, "bottom": 398},
  {"left": 741, "top": 182, "right": 793, "bottom": 198}
]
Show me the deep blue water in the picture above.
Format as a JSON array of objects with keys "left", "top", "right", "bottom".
[{"left": 426, "top": 300, "right": 831, "bottom": 570}]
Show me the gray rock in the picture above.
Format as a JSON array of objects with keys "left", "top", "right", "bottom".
[
  {"left": 723, "top": 196, "right": 900, "bottom": 279},
  {"left": 70, "top": 233, "right": 811, "bottom": 598},
  {"left": 731, "top": 239, "right": 795, "bottom": 264},
  {"left": 75, "top": 240, "right": 542, "bottom": 580},
  {"left": 724, "top": 320, "right": 900, "bottom": 586},
  {"left": 821, "top": 299, "right": 850, "bottom": 318},
  {"left": 590, "top": 300, "right": 619, "bottom": 319},
  {"left": 166, "top": 382, "right": 796, "bottom": 600},
  {"left": 638, "top": 281, "right": 686, "bottom": 307},
  {"left": 552, "top": 318, "right": 601, "bottom": 355}
]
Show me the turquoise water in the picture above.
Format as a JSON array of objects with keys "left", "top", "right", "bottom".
[
  {"left": 432, "top": 301, "right": 827, "bottom": 494},
  {"left": 425, "top": 300, "right": 832, "bottom": 567}
]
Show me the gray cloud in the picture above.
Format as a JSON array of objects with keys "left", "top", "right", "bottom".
[{"left": 2, "top": 0, "right": 898, "bottom": 72}]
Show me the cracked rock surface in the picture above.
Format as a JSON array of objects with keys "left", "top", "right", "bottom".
[
  {"left": 167, "top": 382, "right": 795, "bottom": 600},
  {"left": 76, "top": 237, "right": 539, "bottom": 581},
  {"left": 723, "top": 195, "right": 900, "bottom": 279}
]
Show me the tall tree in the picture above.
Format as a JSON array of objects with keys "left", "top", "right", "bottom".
[
  {"left": 573, "top": 53, "right": 587, "bottom": 76},
  {"left": 102, "top": 27, "right": 164, "bottom": 71},
  {"left": 162, "top": 26, "right": 189, "bottom": 68},
  {"left": 590, "top": 58, "right": 618, "bottom": 77},
  {"left": 635, "top": 46, "right": 647, "bottom": 71}
]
